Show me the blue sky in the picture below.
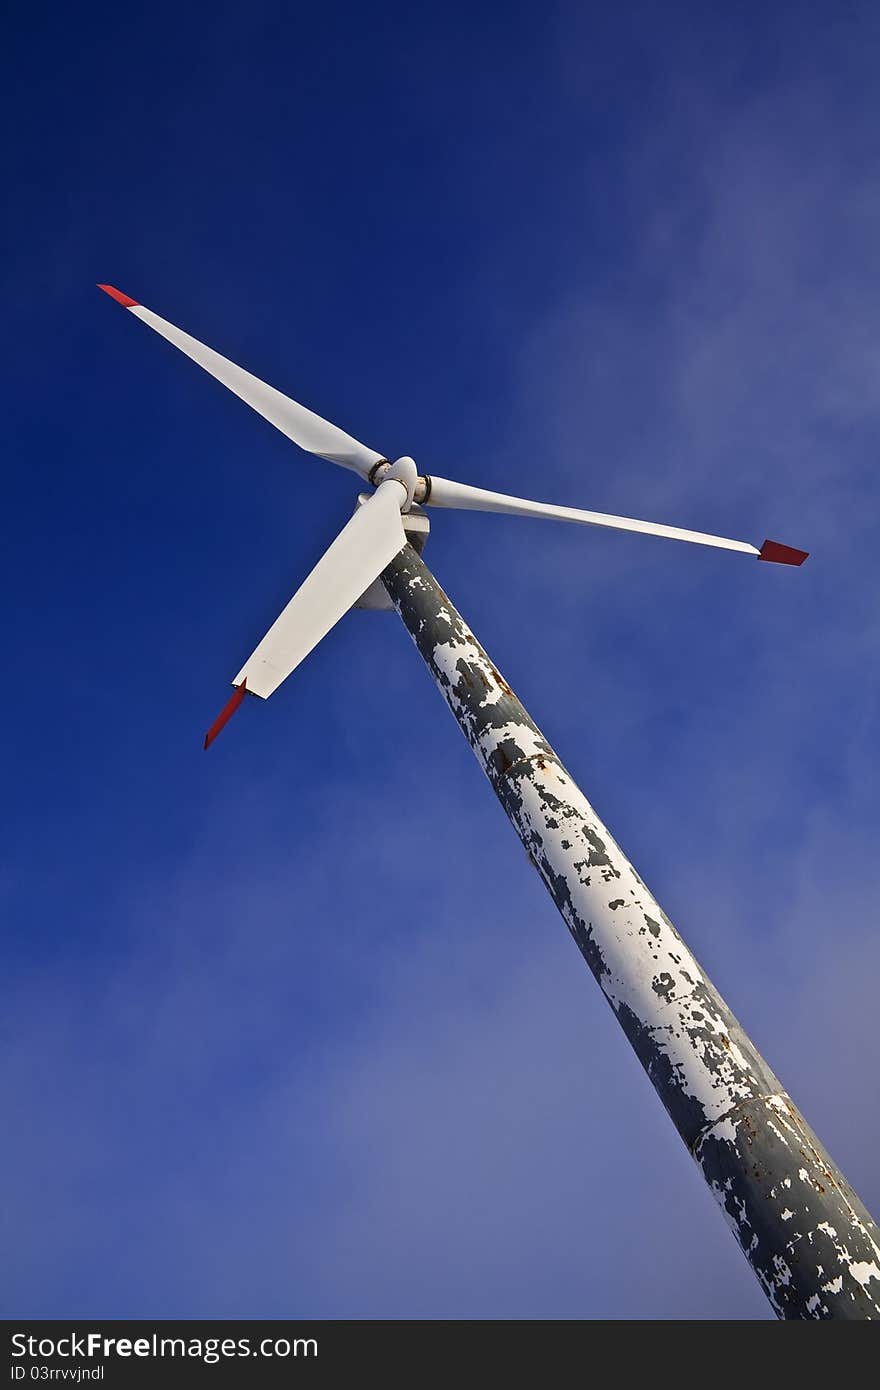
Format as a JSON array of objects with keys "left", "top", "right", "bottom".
[{"left": 2, "top": 1, "right": 879, "bottom": 1318}]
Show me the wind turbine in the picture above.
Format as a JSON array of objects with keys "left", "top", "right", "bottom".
[{"left": 98, "top": 283, "right": 880, "bottom": 1319}]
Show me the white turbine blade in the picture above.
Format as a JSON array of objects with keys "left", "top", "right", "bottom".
[
  {"left": 424, "top": 476, "right": 809, "bottom": 564},
  {"left": 232, "top": 479, "right": 407, "bottom": 701},
  {"left": 97, "top": 284, "right": 384, "bottom": 478}
]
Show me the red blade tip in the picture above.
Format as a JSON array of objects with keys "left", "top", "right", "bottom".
[
  {"left": 203, "top": 679, "right": 247, "bottom": 750},
  {"left": 758, "top": 539, "right": 809, "bottom": 567},
  {"left": 97, "top": 283, "right": 139, "bottom": 308}
]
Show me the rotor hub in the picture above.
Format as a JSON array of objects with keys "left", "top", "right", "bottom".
[{"left": 369, "top": 455, "right": 422, "bottom": 511}]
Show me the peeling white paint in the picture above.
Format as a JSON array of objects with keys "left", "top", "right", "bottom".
[
  {"left": 382, "top": 543, "right": 880, "bottom": 1321},
  {"left": 849, "top": 1261, "right": 880, "bottom": 1288}
]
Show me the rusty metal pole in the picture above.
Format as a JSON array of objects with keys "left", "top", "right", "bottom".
[{"left": 380, "top": 541, "right": 880, "bottom": 1320}]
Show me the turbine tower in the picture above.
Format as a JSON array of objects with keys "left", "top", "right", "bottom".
[{"left": 98, "top": 283, "right": 880, "bottom": 1318}]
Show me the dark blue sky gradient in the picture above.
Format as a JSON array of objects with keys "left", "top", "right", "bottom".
[{"left": 3, "top": 1, "right": 879, "bottom": 1318}]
